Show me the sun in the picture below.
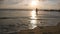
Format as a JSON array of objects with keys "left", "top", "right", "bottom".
[
  {"left": 29, "top": 0, "right": 39, "bottom": 8},
  {"left": 31, "top": 0, "right": 38, "bottom": 6}
]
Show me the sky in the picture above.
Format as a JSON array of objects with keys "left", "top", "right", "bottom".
[{"left": 0, "top": 0, "right": 60, "bottom": 9}]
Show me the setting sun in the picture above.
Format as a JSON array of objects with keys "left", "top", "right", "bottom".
[{"left": 29, "top": 0, "right": 39, "bottom": 8}]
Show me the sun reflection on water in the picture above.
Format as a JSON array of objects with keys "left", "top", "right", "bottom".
[
  {"left": 31, "top": 10, "right": 36, "bottom": 19},
  {"left": 29, "top": 10, "right": 37, "bottom": 29}
]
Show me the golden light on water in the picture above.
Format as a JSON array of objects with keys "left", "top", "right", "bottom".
[
  {"left": 30, "top": 10, "right": 37, "bottom": 29},
  {"left": 31, "top": 10, "right": 36, "bottom": 19}
]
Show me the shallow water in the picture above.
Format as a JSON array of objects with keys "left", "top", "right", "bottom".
[{"left": 0, "top": 10, "right": 60, "bottom": 33}]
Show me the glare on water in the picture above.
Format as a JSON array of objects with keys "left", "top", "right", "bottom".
[{"left": 29, "top": 10, "right": 37, "bottom": 29}]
